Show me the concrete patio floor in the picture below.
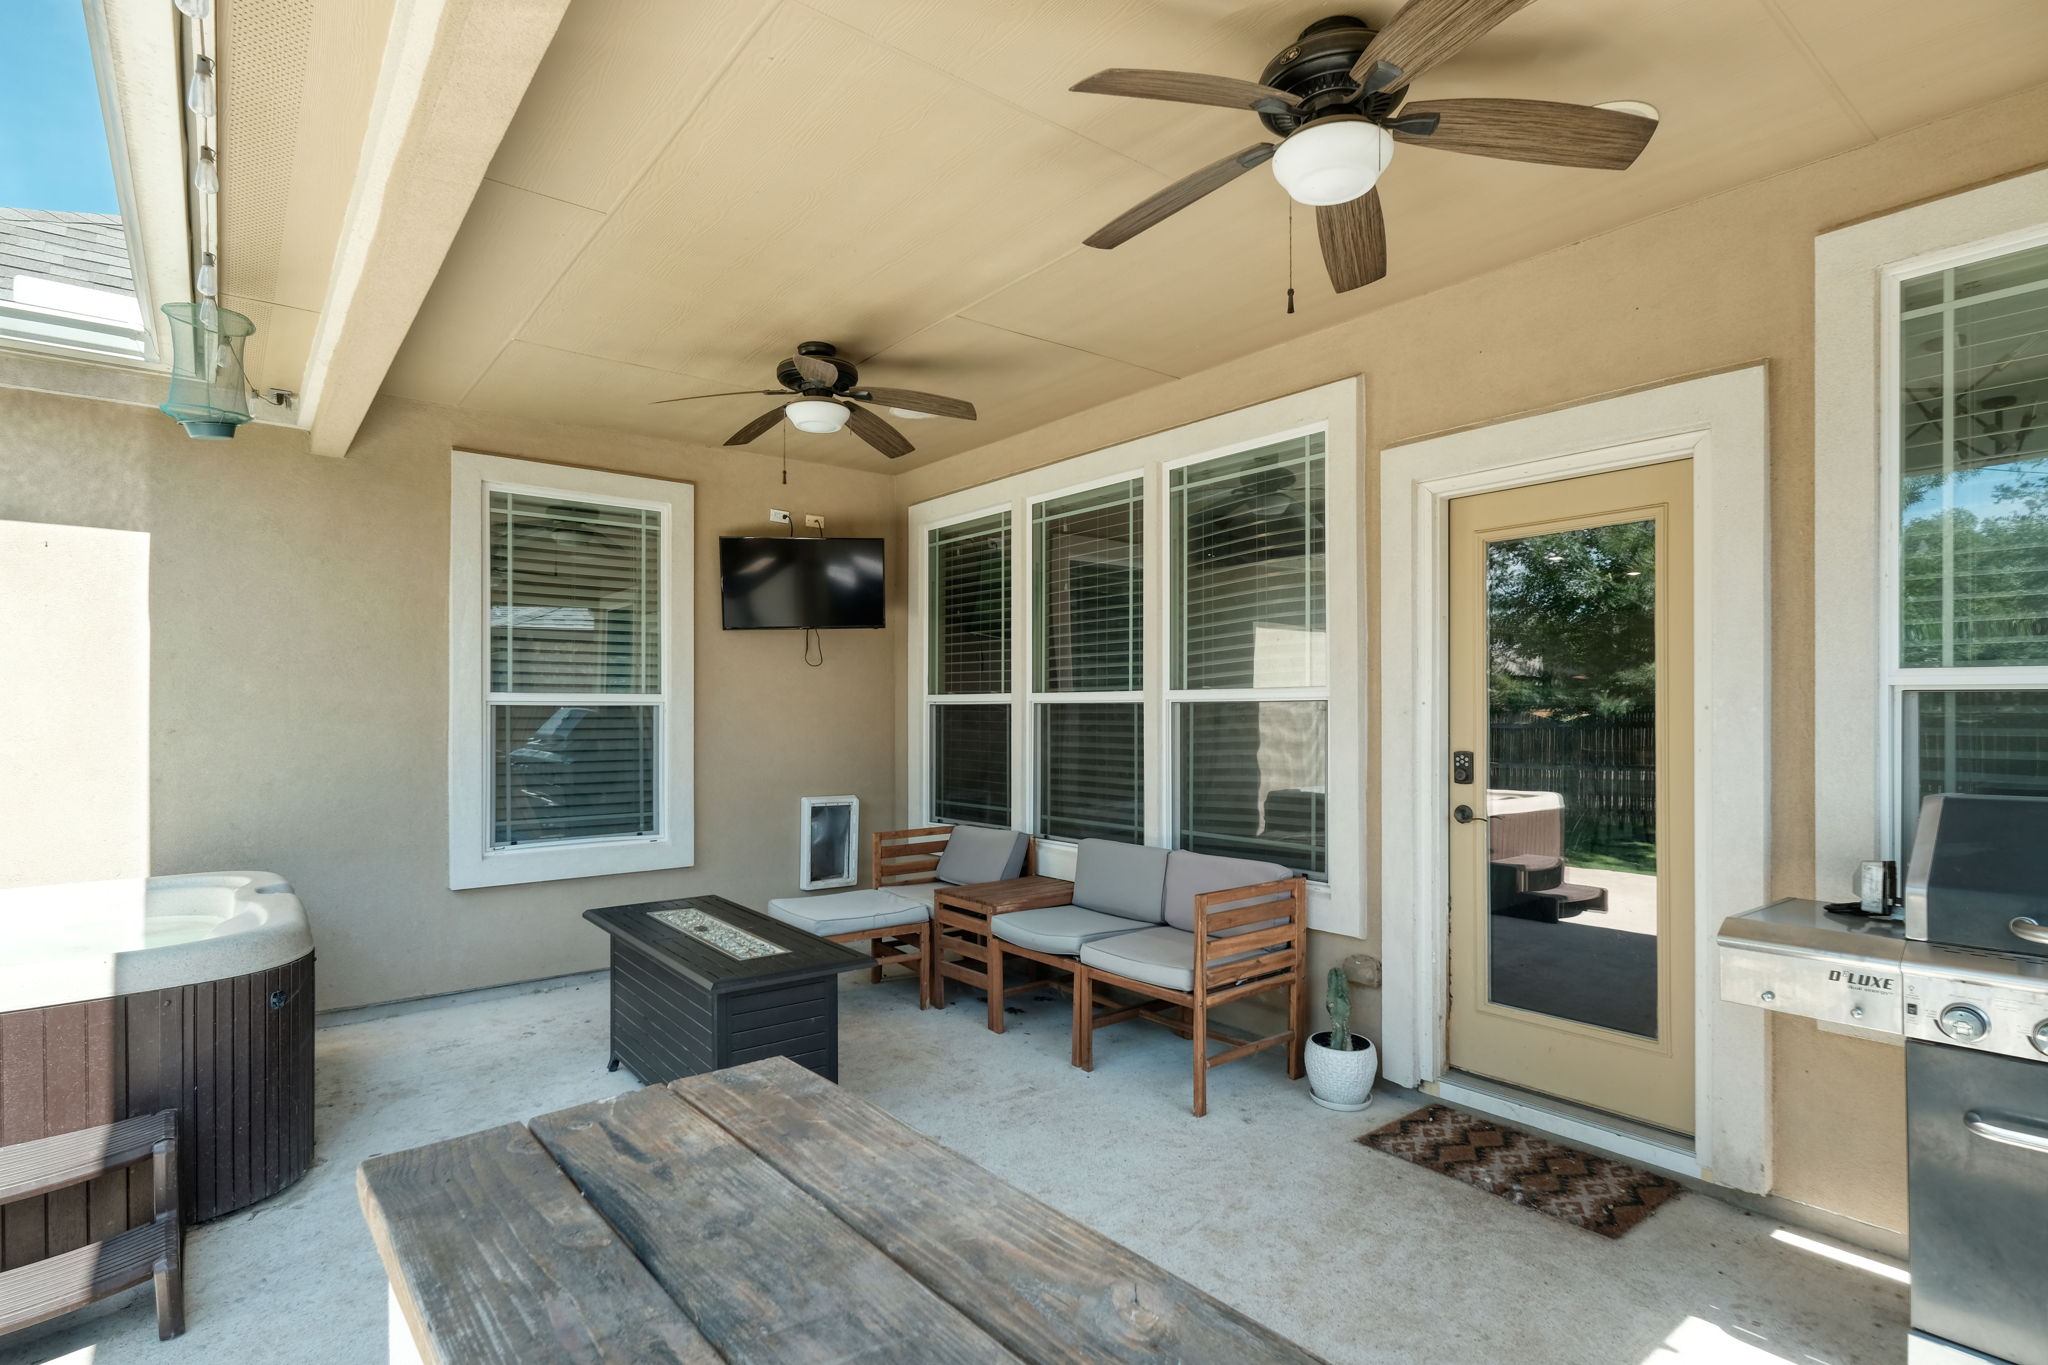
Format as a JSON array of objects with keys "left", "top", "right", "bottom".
[{"left": 3, "top": 970, "right": 1906, "bottom": 1365}]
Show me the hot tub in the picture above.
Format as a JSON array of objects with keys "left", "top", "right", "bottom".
[{"left": 0, "top": 872, "right": 315, "bottom": 1265}]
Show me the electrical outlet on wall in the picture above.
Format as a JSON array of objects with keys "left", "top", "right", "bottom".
[
  {"left": 768, "top": 509, "right": 791, "bottom": 525},
  {"left": 804, "top": 514, "right": 826, "bottom": 530}
]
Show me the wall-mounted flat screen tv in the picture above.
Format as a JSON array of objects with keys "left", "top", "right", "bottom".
[{"left": 719, "top": 536, "right": 885, "bottom": 630}]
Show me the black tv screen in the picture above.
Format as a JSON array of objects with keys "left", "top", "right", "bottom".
[{"left": 719, "top": 536, "right": 885, "bottom": 630}]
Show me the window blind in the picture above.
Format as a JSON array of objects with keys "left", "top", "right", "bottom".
[
  {"left": 1898, "top": 242, "right": 2048, "bottom": 668},
  {"left": 1038, "top": 703, "right": 1142, "bottom": 843},
  {"left": 1171, "top": 436, "right": 1326, "bottom": 690},
  {"left": 491, "top": 493, "right": 659, "bottom": 693},
  {"left": 1176, "top": 700, "right": 1327, "bottom": 876},
  {"left": 929, "top": 512, "right": 1010, "bottom": 694},
  {"left": 487, "top": 491, "right": 661, "bottom": 850},
  {"left": 932, "top": 704, "right": 1010, "bottom": 827},
  {"left": 1034, "top": 480, "right": 1142, "bottom": 692}
]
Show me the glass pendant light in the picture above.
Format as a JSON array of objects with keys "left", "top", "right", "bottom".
[
  {"left": 193, "top": 146, "right": 219, "bottom": 196},
  {"left": 186, "top": 56, "right": 215, "bottom": 118},
  {"left": 195, "top": 252, "right": 218, "bottom": 299},
  {"left": 173, "top": 0, "right": 211, "bottom": 18}
]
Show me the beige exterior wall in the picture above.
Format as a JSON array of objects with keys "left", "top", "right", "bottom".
[
  {"left": 892, "top": 83, "right": 2048, "bottom": 1235},
  {"left": 0, "top": 386, "right": 900, "bottom": 1011}
]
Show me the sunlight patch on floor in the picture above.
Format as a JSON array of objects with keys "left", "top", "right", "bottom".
[
  {"left": 1641, "top": 1316, "right": 1796, "bottom": 1364},
  {"left": 1770, "top": 1228, "right": 1911, "bottom": 1284}
]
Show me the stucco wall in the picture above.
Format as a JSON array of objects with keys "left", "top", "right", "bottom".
[
  {"left": 0, "top": 387, "right": 900, "bottom": 1010},
  {"left": 890, "top": 83, "right": 2048, "bottom": 1235}
]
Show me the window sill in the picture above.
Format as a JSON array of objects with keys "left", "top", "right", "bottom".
[{"left": 450, "top": 834, "right": 694, "bottom": 891}]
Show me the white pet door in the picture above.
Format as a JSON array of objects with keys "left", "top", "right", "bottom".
[{"left": 799, "top": 795, "right": 860, "bottom": 890}]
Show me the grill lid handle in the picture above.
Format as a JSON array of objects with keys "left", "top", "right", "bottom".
[
  {"left": 1966, "top": 1109, "right": 2048, "bottom": 1154},
  {"left": 2010, "top": 916, "right": 2048, "bottom": 947}
]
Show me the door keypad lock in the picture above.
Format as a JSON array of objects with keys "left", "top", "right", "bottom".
[{"left": 1452, "top": 750, "right": 1475, "bottom": 785}]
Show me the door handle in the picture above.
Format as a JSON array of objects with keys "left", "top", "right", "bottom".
[
  {"left": 2011, "top": 916, "right": 2048, "bottom": 947},
  {"left": 1965, "top": 1109, "right": 2048, "bottom": 1154},
  {"left": 1452, "top": 804, "right": 1488, "bottom": 825}
]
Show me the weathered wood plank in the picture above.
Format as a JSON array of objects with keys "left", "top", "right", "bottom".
[
  {"left": 530, "top": 1086, "right": 1020, "bottom": 1365},
  {"left": 357, "top": 1124, "right": 721, "bottom": 1365},
  {"left": 673, "top": 1058, "right": 1328, "bottom": 1365}
]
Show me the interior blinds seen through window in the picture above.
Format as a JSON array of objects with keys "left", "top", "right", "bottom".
[
  {"left": 1038, "top": 703, "right": 1142, "bottom": 843},
  {"left": 929, "top": 512, "right": 1010, "bottom": 694},
  {"left": 1898, "top": 241, "right": 2048, "bottom": 667},
  {"left": 487, "top": 491, "right": 660, "bottom": 848},
  {"left": 1177, "top": 700, "right": 1327, "bottom": 876},
  {"left": 1171, "top": 435, "right": 1326, "bottom": 689},
  {"left": 1035, "top": 480, "right": 1142, "bottom": 692},
  {"left": 932, "top": 704, "right": 1010, "bottom": 827}
]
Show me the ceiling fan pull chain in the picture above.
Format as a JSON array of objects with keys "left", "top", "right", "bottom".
[{"left": 1285, "top": 198, "right": 1294, "bottom": 314}]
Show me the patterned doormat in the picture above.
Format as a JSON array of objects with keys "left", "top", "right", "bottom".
[{"left": 1358, "top": 1104, "right": 1681, "bottom": 1239}]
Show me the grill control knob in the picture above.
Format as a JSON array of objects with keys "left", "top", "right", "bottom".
[
  {"left": 1938, "top": 1004, "right": 1990, "bottom": 1042},
  {"left": 2032, "top": 1020, "right": 2048, "bottom": 1057}
]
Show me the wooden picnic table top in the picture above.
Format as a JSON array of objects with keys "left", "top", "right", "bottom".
[{"left": 359, "top": 1055, "right": 1324, "bottom": 1365}]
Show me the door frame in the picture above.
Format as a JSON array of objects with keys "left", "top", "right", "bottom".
[{"left": 1377, "top": 365, "right": 1772, "bottom": 1192}]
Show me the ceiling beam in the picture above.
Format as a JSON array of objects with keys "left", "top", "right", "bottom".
[{"left": 300, "top": 0, "right": 569, "bottom": 457}]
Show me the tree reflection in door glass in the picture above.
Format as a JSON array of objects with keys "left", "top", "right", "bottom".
[{"left": 1484, "top": 519, "right": 1659, "bottom": 1040}]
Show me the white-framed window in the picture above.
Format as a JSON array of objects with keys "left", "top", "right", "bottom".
[
  {"left": 927, "top": 508, "right": 1012, "bottom": 828},
  {"left": 1885, "top": 237, "right": 2048, "bottom": 853},
  {"left": 447, "top": 451, "right": 693, "bottom": 889},
  {"left": 906, "top": 380, "right": 1363, "bottom": 934}
]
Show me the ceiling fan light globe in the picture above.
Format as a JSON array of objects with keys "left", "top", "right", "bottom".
[
  {"left": 785, "top": 399, "right": 850, "bottom": 434},
  {"left": 886, "top": 406, "right": 938, "bottom": 420},
  {"left": 1270, "top": 119, "right": 1393, "bottom": 206}
]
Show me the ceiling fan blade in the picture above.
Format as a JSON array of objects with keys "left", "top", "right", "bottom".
[
  {"left": 1316, "top": 190, "right": 1387, "bottom": 293},
  {"left": 855, "top": 386, "right": 977, "bottom": 421},
  {"left": 1071, "top": 69, "right": 1300, "bottom": 112},
  {"left": 1085, "top": 144, "right": 1277, "bottom": 249},
  {"left": 1391, "top": 98, "right": 1656, "bottom": 169},
  {"left": 649, "top": 389, "right": 787, "bottom": 405},
  {"left": 843, "top": 403, "right": 915, "bottom": 459},
  {"left": 790, "top": 353, "right": 838, "bottom": 388},
  {"left": 1349, "top": 0, "right": 1537, "bottom": 93},
  {"left": 724, "top": 406, "right": 788, "bottom": 446}
]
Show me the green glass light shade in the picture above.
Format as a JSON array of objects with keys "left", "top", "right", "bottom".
[{"left": 160, "top": 301, "right": 255, "bottom": 439}]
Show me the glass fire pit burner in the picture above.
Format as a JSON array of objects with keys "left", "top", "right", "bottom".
[{"left": 649, "top": 906, "right": 789, "bottom": 960}]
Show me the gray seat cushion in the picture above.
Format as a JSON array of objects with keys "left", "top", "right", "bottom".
[
  {"left": 1079, "top": 925, "right": 1275, "bottom": 993},
  {"left": 878, "top": 883, "right": 936, "bottom": 908},
  {"left": 989, "top": 905, "right": 1150, "bottom": 956},
  {"left": 1072, "top": 840, "right": 1170, "bottom": 923},
  {"left": 934, "top": 825, "right": 1030, "bottom": 887},
  {"left": 1161, "top": 850, "right": 1294, "bottom": 932},
  {"left": 765, "top": 889, "right": 930, "bottom": 937}
]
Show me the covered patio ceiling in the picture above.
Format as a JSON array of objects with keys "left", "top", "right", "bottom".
[{"left": 219, "top": 0, "right": 2048, "bottom": 468}]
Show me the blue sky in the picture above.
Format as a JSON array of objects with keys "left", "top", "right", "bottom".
[{"left": 0, "top": 1, "right": 120, "bottom": 213}]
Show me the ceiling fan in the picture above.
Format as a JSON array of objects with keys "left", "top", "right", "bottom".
[
  {"left": 649, "top": 342, "right": 977, "bottom": 458},
  {"left": 1071, "top": 0, "right": 1658, "bottom": 293}
]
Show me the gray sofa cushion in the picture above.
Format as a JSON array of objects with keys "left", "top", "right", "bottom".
[
  {"left": 878, "top": 883, "right": 936, "bottom": 908},
  {"left": 1072, "top": 840, "right": 1170, "bottom": 923},
  {"left": 1161, "top": 850, "right": 1294, "bottom": 932},
  {"left": 989, "top": 905, "right": 1148, "bottom": 956},
  {"left": 1079, "top": 925, "right": 1274, "bottom": 993},
  {"left": 934, "top": 825, "right": 1029, "bottom": 887},
  {"left": 765, "top": 889, "right": 930, "bottom": 936}
]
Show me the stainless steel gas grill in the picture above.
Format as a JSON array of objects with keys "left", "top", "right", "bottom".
[
  {"left": 1900, "top": 794, "right": 2048, "bottom": 1365},
  {"left": 1718, "top": 793, "right": 2048, "bottom": 1365}
]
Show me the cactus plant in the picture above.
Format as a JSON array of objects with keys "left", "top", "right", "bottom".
[{"left": 1326, "top": 966, "right": 1353, "bottom": 1051}]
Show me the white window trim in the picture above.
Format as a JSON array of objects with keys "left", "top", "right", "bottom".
[
  {"left": 1815, "top": 168, "right": 2048, "bottom": 895},
  {"left": 447, "top": 450, "right": 694, "bottom": 889},
  {"left": 1377, "top": 365, "right": 1771, "bottom": 1192},
  {"left": 907, "top": 379, "right": 1364, "bottom": 936}
]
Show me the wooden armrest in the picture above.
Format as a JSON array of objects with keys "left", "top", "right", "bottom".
[
  {"left": 0, "top": 1110, "right": 176, "bottom": 1206},
  {"left": 1193, "top": 877, "right": 1307, "bottom": 956}
]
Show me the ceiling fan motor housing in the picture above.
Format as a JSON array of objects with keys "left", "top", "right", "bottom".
[
  {"left": 1258, "top": 16, "right": 1397, "bottom": 135},
  {"left": 778, "top": 341, "right": 858, "bottom": 395}
]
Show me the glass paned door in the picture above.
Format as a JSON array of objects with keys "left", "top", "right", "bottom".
[{"left": 1447, "top": 461, "right": 1695, "bottom": 1134}]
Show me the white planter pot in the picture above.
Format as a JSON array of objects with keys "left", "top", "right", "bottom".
[{"left": 1305, "top": 1031, "right": 1378, "bottom": 1111}]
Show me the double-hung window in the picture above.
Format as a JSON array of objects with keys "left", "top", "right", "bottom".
[
  {"left": 1890, "top": 240, "right": 2048, "bottom": 851},
  {"left": 1032, "top": 479, "right": 1143, "bottom": 843},
  {"left": 1169, "top": 435, "right": 1328, "bottom": 876},
  {"left": 449, "top": 452, "right": 693, "bottom": 888},
  {"left": 928, "top": 511, "right": 1012, "bottom": 827}
]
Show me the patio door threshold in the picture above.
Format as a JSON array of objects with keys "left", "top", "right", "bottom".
[{"left": 1428, "top": 1070, "right": 1701, "bottom": 1180}]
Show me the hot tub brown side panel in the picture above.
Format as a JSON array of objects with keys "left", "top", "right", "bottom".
[{"left": 0, "top": 952, "right": 314, "bottom": 1272}]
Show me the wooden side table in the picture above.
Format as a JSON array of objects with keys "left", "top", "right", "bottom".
[{"left": 932, "top": 875, "right": 1074, "bottom": 1033}]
